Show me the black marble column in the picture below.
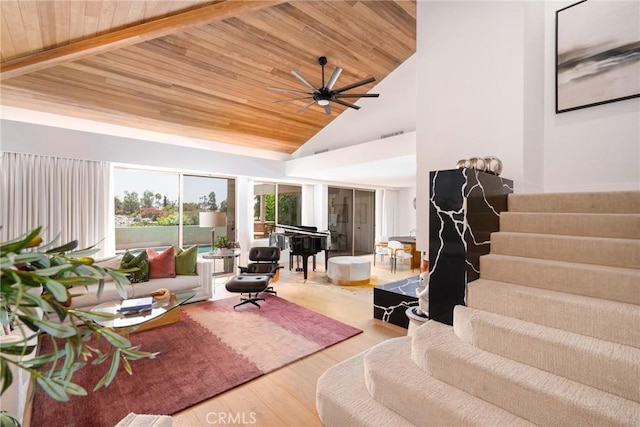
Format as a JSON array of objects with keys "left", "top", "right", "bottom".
[{"left": 428, "top": 168, "right": 513, "bottom": 325}]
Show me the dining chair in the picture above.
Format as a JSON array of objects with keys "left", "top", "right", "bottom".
[
  {"left": 373, "top": 236, "right": 388, "bottom": 266},
  {"left": 386, "top": 240, "right": 413, "bottom": 273}
]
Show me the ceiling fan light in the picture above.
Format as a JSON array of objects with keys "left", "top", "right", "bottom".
[{"left": 317, "top": 99, "right": 330, "bottom": 106}]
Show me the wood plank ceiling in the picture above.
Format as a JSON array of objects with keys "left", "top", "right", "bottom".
[{"left": 0, "top": 0, "right": 416, "bottom": 154}]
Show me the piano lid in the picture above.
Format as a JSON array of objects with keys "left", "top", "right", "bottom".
[{"left": 274, "top": 224, "right": 330, "bottom": 237}]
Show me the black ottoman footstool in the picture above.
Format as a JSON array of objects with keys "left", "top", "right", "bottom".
[{"left": 225, "top": 275, "right": 271, "bottom": 309}]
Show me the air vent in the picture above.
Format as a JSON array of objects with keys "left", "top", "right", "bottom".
[
  {"left": 381, "top": 130, "right": 404, "bottom": 139},
  {"left": 314, "top": 148, "right": 329, "bottom": 154}
]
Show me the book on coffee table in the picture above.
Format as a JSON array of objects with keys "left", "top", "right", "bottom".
[{"left": 119, "top": 296, "right": 153, "bottom": 312}]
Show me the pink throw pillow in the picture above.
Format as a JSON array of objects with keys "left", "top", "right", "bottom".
[{"left": 147, "top": 247, "right": 177, "bottom": 279}]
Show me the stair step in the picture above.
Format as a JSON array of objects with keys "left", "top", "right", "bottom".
[
  {"left": 316, "top": 352, "right": 414, "bottom": 427},
  {"left": 411, "top": 321, "right": 640, "bottom": 426},
  {"left": 490, "top": 232, "right": 640, "bottom": 269},
  {"left": 507, "top": 191, "right": 640, "bottom": 213},
  {"left": 363, "top": 336, "right": 535, "bottom": 426},
  {"left": 500, "top": 212, "right": 640, "bottom": 239},
  {"left": 453, "top": 305, "right": 640, "bottom": 402},
  {"left": 466, "top": 279, "right": 640, "bottom": 348},
  {"left": 480, "top": 254, "right": 640, "bottom": 305}
]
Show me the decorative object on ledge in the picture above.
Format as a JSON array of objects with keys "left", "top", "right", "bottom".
[
  {"left": 429, "top": 168, "right": 513, "bottom": 325},
  {"left": 484, "top": 156, "right": 503, "bottom": 175},
  {"left": 456, "top": 156, "right": 503, "bottom": 176},
  {"left": 556, "top": 0, "right": 640, "bottom": 113}
]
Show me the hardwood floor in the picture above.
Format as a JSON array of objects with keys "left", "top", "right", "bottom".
[{"left": 173, "top": 254, "right": 416, "bottom": 427}]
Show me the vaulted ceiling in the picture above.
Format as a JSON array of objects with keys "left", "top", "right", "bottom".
[{"left": 0, "top": 0, "right": 416, "bottom": 155}]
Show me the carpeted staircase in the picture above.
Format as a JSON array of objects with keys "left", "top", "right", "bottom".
[{"left": 316, "top": 191, "right": 640, "bottom": 426}]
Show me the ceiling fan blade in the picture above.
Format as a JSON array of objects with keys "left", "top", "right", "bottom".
[
  {"left": 291, "top": 70, "right": 318, "bottom": 92},
  {"left": 325, "top": 67, "right": 343, "bottom": 91},
  {"left": 324, "top": 104, "right": 332, "bottom": 115},
  {"left": 333, "top": 93, "right": 380, "bottom": 98},
  {"left": 297, "top": 100, "right": 317, "bottom": 113},
  {"left": 331, "top": 98, "right": 361, "bottom": 110},
  {"left": 268, "top": 86, "right": 312, "bottom": 95},
  {"left": 274, "top": 96, "right": 314, "bottom": 104},
  {"left": 332, "top": 76, "right": 376, "bottom": 94}
]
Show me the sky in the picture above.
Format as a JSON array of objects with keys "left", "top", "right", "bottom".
[{"left": 114, "top": 168, "right": 229, "bottom": 205}]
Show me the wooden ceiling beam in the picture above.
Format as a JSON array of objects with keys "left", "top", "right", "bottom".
[{"left": 0, "top": 0, "right": 286, "bottom": 81}]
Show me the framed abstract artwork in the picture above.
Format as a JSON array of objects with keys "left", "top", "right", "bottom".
[{"left": 556, "top": 0, "right": 640, "bottom": 113}]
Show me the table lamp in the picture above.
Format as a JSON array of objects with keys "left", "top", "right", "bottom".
[{"left": 199, "top": 211, "right": 226, "bottom": 254}]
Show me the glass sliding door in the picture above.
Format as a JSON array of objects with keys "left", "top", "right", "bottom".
[
  {"left": 182, "top": 175, "right": 234, "bottom": 251},
  {"left": 253, "top": 183, "right": 276, "bottom": 239},
  {"left": 328, "top": 187, "right": 375, "bottom": 256},
  {"left": 328, "top": 187, "right": 353, "bottom": 256},
  {"left": 253, "top": 183, "right": 302, "bottom": 239},
  {"left": 113, "top": 167, "right": 235, "bottom": 266},
  {"left": 354, "top": 190, "right": 375, "bottom": 256},
  {"left": 277, "top": 184, "right": 302, "bottom": 226},
  {"left": 114, "top": 169, "right": 179, "bottom": 251}
]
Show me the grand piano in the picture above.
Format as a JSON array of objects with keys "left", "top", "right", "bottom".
[{"left": 269, "top": 224, "right": 331, "bottom": 280}]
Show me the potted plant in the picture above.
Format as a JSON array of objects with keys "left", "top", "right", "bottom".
[
  {"left": 0, "top": 227, "right": 156, "bottom": 425},
  {"left": 213, "top": 236, "right": 240, "bottom": 256}
]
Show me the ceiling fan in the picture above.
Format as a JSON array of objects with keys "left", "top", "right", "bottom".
[{"left": 269, "top": 56, "right": 379, "bottom": 115}]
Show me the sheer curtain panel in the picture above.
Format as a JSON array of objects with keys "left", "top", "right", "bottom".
[{"left": 1, "top": 152, "right": 110, "bottom": 258}]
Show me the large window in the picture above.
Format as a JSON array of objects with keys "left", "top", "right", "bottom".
[
  {"left": 114, "top": 167, "right": 235, "bottom": 251},
  {"left": 253, "top": 182, "right": 301, "bottom": 238}
]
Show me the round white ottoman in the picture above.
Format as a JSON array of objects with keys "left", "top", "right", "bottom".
[{"left": 327, "top": 256, "right": 371, "bottom": 286}]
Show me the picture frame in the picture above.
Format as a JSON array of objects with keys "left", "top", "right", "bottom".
[{"left": 555, "top": 0, "right": 640, "bottom": 113}]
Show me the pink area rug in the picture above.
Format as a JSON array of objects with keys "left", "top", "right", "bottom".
[{"left": 30, "top": 295, "right": 362, "bottom": 427}]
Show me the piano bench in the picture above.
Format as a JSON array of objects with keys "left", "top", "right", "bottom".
[{"left": 327, "top": 256, "right": 371, "bottom": 286}]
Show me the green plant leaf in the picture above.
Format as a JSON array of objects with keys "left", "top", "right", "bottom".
[
  {"left": 120, "top": 346, "right": 159, "bottom": 361},
  {"left": 0, "top": 359, "right": 13, "bottom": 395},
  {"left": 67, "top": 308, "right": 116, "bottom": 322},
  {"left": 16, "top": 315, "right": 40, "bottom": 333},
  {"left": 45, "top": 240, "right": 78, "bottom": 255},
  {"left": 43, "top": 279, "right": 68, "bottom": 302},
  {"left": 35, "top": 264, "right": 77, "bottom": 277},
  {"left": 36, "top": 376, "right": 69, "bottom": 402},
  {"left": 122, "top": 356, "right": 133, "bottom": 375},
  {"left": 0, "top": 343, "right": 36, "bottom": 356},
  {"left": 32, "top": 319, "right": 76, "bottom": 338},
  {"left": 56, "top": 276, "right": 98, "bottom": 286},
  {"left": 0, "top": 409, "right": 22, "bottom": 427},
  {"left": 98, "top": 328, "right": 130, "bottom": 348},
  {"left": 23, "top": 349, "right": 66, "bottom": 369},
  {"left": 62, "top": 342, "right": 75, "bottom": 373},
  {"left": 0, "top": 227, "right": 41, "bottom": 254},
  {"left": 62, "top": 380, "right": 87, "bottom": 397},
  {"left": 94, "top": 350, "right": 120, "bottom": 390},
  {"left": 7, "top": 252, "right": 50, "bottom": 267}
]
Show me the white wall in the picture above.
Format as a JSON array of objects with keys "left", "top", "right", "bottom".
[
  {"left": 415, "top": 1, "right": 639, "bottom": 253},
  {"left": 416, "top": 1, "right": 540, "bottom": 252},
  {"left": 0, "top": 120, "right": 287, "bottom": 180},
  {"left": 397, "top": 186, "right": 417, "bottom": 237},
  {"left": 1, "top": 120, "right": 412, "bottom": 255},
  {"left": 543, "top": 1, "right": 640, "bottom": 193}
]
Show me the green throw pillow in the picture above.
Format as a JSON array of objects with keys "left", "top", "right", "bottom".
[
  {"left": 120, "top": 250, "right": 150, "bottom": 283},
  {"left": 175, "top": 245, "right": 198, "bottom": 276}
]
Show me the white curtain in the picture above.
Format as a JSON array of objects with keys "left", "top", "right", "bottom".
[
  {"left": 1, "top": 152, "right": 110, "bottom": 258},
  {"left": 376, "top": 189, "right": 398, "bottom": 238}
]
